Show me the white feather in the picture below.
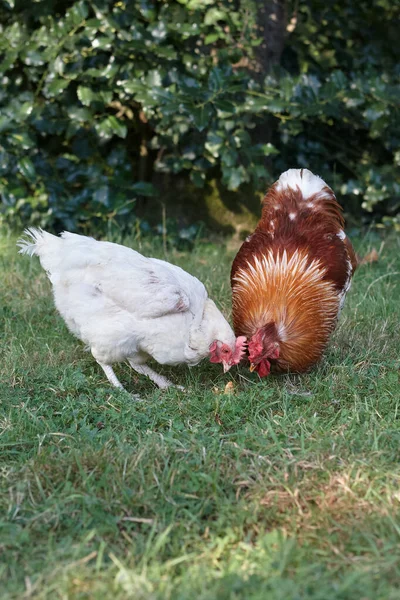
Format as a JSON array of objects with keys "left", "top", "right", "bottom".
[
  {"left": 275, "top": 168, "right": 331, "bottom": 200},
  {"left": 18, "top": 228, "right": 237, "bottom": 371}
]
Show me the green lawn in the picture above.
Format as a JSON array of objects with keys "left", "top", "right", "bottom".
[{"left": 1, "top": 228, "right": 400, "bottom": 600}]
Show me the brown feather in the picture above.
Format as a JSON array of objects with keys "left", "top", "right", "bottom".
[{"left": 231, "top": 169, "right": 356, "bottom": 373}]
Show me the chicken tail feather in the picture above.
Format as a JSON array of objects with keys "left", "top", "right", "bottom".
[{"left": 17, "top": 227, "right": 46, "bottom": 256}]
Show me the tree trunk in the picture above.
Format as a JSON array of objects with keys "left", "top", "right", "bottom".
[{"left": 254, "top": 0, "right": 287, "bottom": 75}]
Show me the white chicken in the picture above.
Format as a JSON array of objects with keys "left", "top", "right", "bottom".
[{"left": 18, "top": 228, "right": 246, "bottom": 394}]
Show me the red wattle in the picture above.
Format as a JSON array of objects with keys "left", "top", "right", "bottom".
[{"left": 257, "top": 359, "right": 271, "bottom": 378}]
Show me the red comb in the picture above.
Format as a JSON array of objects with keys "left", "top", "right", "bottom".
[
  {"left": 248, "top": 337, "right": 263, "bottom": 361},
  {"left": 232, "top": 336, "right": 247, "bottom": 364}
]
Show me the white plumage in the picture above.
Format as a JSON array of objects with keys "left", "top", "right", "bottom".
[
  {"left": 275, "top": 168, "right": 329, "bottom": 200},
  {"left": 18, "top": 228, "right": 244, "bottom": 394}
]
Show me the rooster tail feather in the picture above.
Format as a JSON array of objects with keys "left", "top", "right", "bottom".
[
  {"left": 275, "top": 168, "right": 329, "bottom": 199},
  {"left": 262, "top": 168, "right": 344, "bottom": 228}
]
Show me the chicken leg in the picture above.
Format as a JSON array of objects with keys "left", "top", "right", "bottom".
[
  {"left": 97, "top": 362, "right": 124, "bottom": 389},
  {"left": 128, "top": 361, "right": 184, "bottom": 390},
  {"left": 97, "top": 361, "right": 141, "bottom": 399}
]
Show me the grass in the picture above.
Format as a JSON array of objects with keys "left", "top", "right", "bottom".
[{"left": 1, "top": 227, "right": 400, "bottom": 599}]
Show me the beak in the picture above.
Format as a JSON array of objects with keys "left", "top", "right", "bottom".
[
  {"left": 223, "top": 362, "right": 232, "bottom": 373},
  {"left": 249, "top": 363, "right": 256, "bottom": 373}
]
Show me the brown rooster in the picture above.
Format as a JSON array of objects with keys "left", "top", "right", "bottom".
[{"left": 231, "top": 168, "right": 357, "bottom": 377}]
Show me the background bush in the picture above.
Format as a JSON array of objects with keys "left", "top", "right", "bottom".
[{"left": 0, "top": 0, "right": 399, "bottom": 234}]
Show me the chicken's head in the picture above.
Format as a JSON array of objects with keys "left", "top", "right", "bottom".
[
  {"left": 209, "top": 336, "right": 247, "bottom": 373},
  {"left": 248, "top": 327, "right": 280, "bottom": 378}
]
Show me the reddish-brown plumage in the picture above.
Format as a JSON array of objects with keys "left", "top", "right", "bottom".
[{"left": 231, "top": 169, "right": 357, "bottom": 375}]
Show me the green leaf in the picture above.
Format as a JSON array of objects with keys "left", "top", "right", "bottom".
[
  {"left": 0, "top": 49, "right": 18, "bottom": 74},
  {"left": 330, "top": 70, "right": 347, "bottom": 90},
  {"left": 91, "top": 36, "right": 113, "bottom": 50},
  {"left": 23, "top": 50, "right": 45, "bottom": 67},
  {"left": 259, "top": 143, "right": 279, "bottom": 156},
  {"left": 17, "top": 102, "right": 34, "bottom": 119},
  {"left": 67, "top": 106, "right": 92, "bottom": 122},
  {"left": 9, "top": 132, "right": 35, "bottom": 150},
  {"left": 138, "top": 0, "right": 157, "bottom": 21},
  {"left": 244, "top": 97, "right": 271, "bottom": 111},
  {"left": 93, "top": 186, "right": 110, "bottom": 206},
  {"left": 221, "top": 148, "right": 237, "bottom": 167},
  {"left": 122, "top": 81, "right": 145, "bottom": 94},
  {"left": 46, "top": 79, "right": 70, "bottom": 98},
  {"left": 95, "top": 116, "right": 127, "bottom": 139},
  {"left": 344, "top": 90, "right": 364, "bottom": 108},
  {"left": 192, "top": 105, "right": 213, "bottom": 132},
  {"left": 107, "top": 116, "right": 127, "bottom": 138},
  {"left": 190, "top": 171, "right": 206, "bottom": 188},
  {"left": 264, "top": 98, "right": 286, "bottom": 113},
  {"left": 0, "top": 116, "right": 10, "bottom": 132},
  {"left": 205, "top": 132, "right": 224, "bottom": 157},
  {"left": 204, "top": 33, "right": 220, "bottom": 44},
  {"left": 214, "top": 99, "right": 236, "bottom": 115},
  {"left": 208, "top": 68, "right": 225, "bottom": 92},
  {"left": 224, "top": 166, "right": 248, "bottom": 191},
  {"left": 77, "top": 86, "right": 94, "bottom": 106},
  {"left": 66, "top": 1, "right": 89, "bottom": 25},
  {"left": 99, "top": 91, "right": 113, "bottom": 104},
  {"left": 364, "top": 103, "right": 388, "bottom": 122},
  {"left": 232, "top": 129, "right": 251, "bottom": 148},
  {"left": 131, "top": 182, "right": 157, "bottom": 196},
  {"left": 204, "top": 8, "right": 226, "bottom": 25},
  {"left": 146, "top": 70, "right": 163, "bottom": 87},
  {"left": 18, "top": 158, "right": 36, "bottom": 181},
  {"left": 185, "top": 0, "right": 214, "bottom": 9}
]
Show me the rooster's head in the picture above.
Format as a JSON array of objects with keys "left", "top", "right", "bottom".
[{"left": 248, "top": 325, "right": 280, "bottom": 377}]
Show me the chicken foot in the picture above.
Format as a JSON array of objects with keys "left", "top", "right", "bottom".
[{"left": 128, "top": 360, "right": 184, "bottom": 391}]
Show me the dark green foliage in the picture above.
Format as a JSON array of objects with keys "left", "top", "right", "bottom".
[
  {"left": 0, "top": 0, "right": 399, "bottom": 232},
  {"left": 282, "top": 0, "right": 400, "bottom": 226}
]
